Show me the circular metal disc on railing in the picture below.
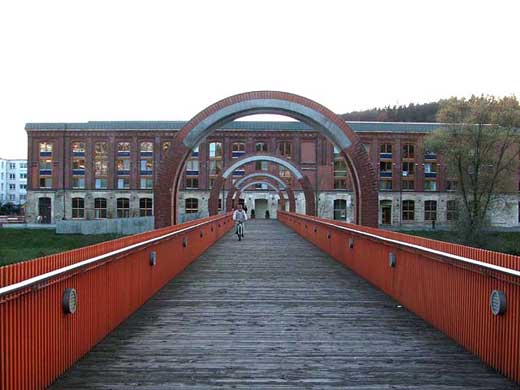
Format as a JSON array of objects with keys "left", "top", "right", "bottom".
[
  {"left": 63, "top": 288, "right": 77, "bottom": 315},
  {"left": 490, "top": 290, "right": 507, "bottom": 316}
]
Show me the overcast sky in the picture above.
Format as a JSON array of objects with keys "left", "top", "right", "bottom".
[{"left": 0, "top": 0, "right": 518, "bottom": 159}]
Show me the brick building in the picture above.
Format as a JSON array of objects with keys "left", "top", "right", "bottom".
[{"left": 25, "top": 120, "right": 520, "bottom": 227}]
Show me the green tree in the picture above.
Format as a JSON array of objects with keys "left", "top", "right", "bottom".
[{"left": 426, "top": 95, "right": 520, "bottom": 245}]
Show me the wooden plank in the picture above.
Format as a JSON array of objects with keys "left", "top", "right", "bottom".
[{"left": 51, "top": 220, "right": 517, "bottom": 389}]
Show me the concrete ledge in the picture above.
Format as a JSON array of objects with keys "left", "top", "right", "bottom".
[{"left": 56, "top": 217, "right": 154, "bottom": 235}]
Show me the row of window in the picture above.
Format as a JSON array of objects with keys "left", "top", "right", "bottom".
[
  {"left": 2, "top": 173, "right": 27, "bottom": 180},
  {"left": 379, "top": 179, "right": 438, "bottom": 191},
  {"left": 0, "top": 162, "right": 27, "bottom": 169},
  {"left": 400, "top": 199, "right": 457, "bottom": 222},
  {"left": 378, "top": 143, "right": 436, "bottom": 160},
  {"left": 71, "top": 197, "right": 153, "bottom": 219}
]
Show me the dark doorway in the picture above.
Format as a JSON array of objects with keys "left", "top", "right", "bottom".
[
  {"left": 38, "top": 197, "right": 52, "bottom": 224},
  {"left": 381, "top": 201, "right": 392, "bottom": 225}
]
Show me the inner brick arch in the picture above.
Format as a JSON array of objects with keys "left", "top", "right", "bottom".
[
  {"left": 155, "top": 90, "right": 378, "bottom": 227},
  {"left": 225, "top": 175, "right": 296, "bottom": 213},
  {"left": 207, "top": 153, "right": 314, "bottom": 217}
]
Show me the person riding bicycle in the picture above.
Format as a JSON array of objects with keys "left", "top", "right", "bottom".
[{"left": 233, "top": 204, "right": 248, "bottom": 240}]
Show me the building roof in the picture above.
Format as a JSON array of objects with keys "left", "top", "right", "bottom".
[{"left": 25, "top": 120, "right": 443, "bottom": 133}]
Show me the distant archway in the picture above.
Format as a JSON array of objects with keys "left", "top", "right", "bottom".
[
  {"left": 226, "top": 175, "right": 296, "bottom": 213},
  {"left": 155, "top": 91, "right": 377, "bottom": 227},
  {"left": 207, "top": 153, "right": 313, "bottom": 216},
  {"left": 236, "top": 181, "right": 285, "bottom": 212}
]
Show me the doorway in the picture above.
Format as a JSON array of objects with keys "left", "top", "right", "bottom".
[
  {"left": 380, "top": 200, "right": 392, "bottom": 225},
  {"left": 254, "top": 199, "right": 268, "bottom": 219},
  {"left": 38, "top": 197, "right": 52, "bottom": 224}
]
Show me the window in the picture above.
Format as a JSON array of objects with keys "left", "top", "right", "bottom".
[
  {"left": 232, "top": 142, "right": 246, "bottom": 158},
  {"left": 424, "top": 200, "right": 437, "bottom": 221},
  {"left": 185, "top": 198, "right": 198, "bottom": 214},
  {"left": 72, "top": 177, "right": 85, "bottom": 189},
  {"left": 72, "top": 198, "right": 85, "bottom": 219},
  {"left": 95, "top": 178, "right": 108, "bottom": 189},
  {"left": 117, "top": 142, "right": 131, "bottom": 154},
  {"left": 279, "top": 166, "right": 292, "bottom": 185},
  {"left": 447, "top": 200, "right": 458, "bottom": 221},
  {"left": 162, "top": 141, "right": 171, "bottom": 153},
  {"left": 139, "top": 198, "right": 153, "bottom": 216},
  {"left": 94, "top": 198, "right": 107, "bottom": 219},
  {"left": 424, "top": 163, "right": 437, "bottom": 174},
  {"left": 20, "top": 173, "right": 27, "bottom": 179},
  {"left": 40, "top": 159, "right": 52, "bottom": 170},
  {"left": 380, "top": 143, "right": 392, "bottom": 154},
  {"left": 333, "top": 199, "right": 347, "bottom": 221},
  {"left": 186, "top": 177, "right": 199, "bottom": 189},
  {"left": 95, "top": 142, "right": 108, "bottom": 187},
  {"left": 209, "top": 142, "right": 223, "bottom": 187},
  {"left": 402, "top": 179, "right": 414, "bottom": 191},
  {"left": 255, "top": 161, "right": 268, "bottom": 171},
  {"left": 424, "top": 180, "right": 437, "bottom": 191},
  {"left": 20, "top": 163, "right": 27, "bottom": 169},
  {"left": 72, "top": 158, "right": 86, "bottom": 171},
  {"left": 379, "top": 180, "right": 392, "bottom": 191},
  {"left": 140, "top": 177, "right": 153, "bottom": 189},
  {"left": 117, "top": 178, "right": 130, "bottom": 189},
  {"left": 39, "top": 177, "right": 52, "bottom": 188},
  {"left": 140, "top": 141, "right": 153, "bottom": 155},
  {"left": 117, "top": 159, "right": 131, "bottom": 174},
  {"left": 116, "top": 198, "right": 130, "bottom": 218},
  {"left": 256, "top": 142, "right": 268, "bottom": 152},
  {"left": 333, "top": 146, "right": 347, "bottom": 189},
  {"left": 446, "top": 180, "right": 457, "bottom": 191},
  {"left": 9, "top": 163, "right": 16, "bottom": 170},
  {"left": 9, "top": 174, "right": 15, "bottom": 180},
  {"left": 72, "top": 142, "right": 85, "bottom": 155},
  {"left": 186, "top": 159, "right": 199, "bottom": 173},
  {"left": 402, "top": 162, "right": 415, "bottom": 175},
  {"left": 140, "top": 159, "right": 153, "bottom": 175},
  {"left": 402, "top": 144, "right": 415, "bottom": 159},
  {"left": 20, "top": 184, "right": 27, "bottom": 190},
  {"left": 278, "top": 142, "right": 292, "bottom": 158},
  {"left": 39, "top": 142, "right": 53, "bottom": 155},
  {"left": 9, "top": 184, "right": 16, "bottom": 190},
  {"left": 402, "top": 200, "right": 415, "bottom": 221},
  {"left": 379, "top": 161, "right": 392, "bottom": 177}
]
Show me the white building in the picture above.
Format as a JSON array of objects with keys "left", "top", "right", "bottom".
[{"left": 0, "top": 158, "right": 28, "bottom": 205}]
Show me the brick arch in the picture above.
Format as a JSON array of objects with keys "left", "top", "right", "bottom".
[
  {"left": 207, "top": 153, "right": 314, "bottom": 217},
  {"left": 155, "top": 90, "right": 377, "bottom": 227},
  {"left": 225, "top": 175, "right": 296, "bottom": 213}
]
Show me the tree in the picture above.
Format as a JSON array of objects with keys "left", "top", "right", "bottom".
[{"left": 425, "top": 95, "right": 520, "bottom": 244}]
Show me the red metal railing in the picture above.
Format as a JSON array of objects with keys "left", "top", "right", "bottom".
[
  {"left": 0, "top": 213, "right": 233, "bottom": 390},
  {"left": 278, "top": 211, "right": 520, "bottom": 384}
]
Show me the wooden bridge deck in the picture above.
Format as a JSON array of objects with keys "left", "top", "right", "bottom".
[{"left": 51, "top": 219, "right": 517, "bottom": 389}]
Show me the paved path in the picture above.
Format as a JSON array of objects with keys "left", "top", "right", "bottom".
[{"left": 52, "top": 219, "right": 518, "bottom": 389}]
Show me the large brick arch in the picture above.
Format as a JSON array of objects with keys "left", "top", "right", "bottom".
[
  {"left": 225, "top": 175, "right": 296, "bottom": 213},
  {"left": 207, "top": 153, "right": 314, "bottom": 216},
  {"left": 155, "top": 91, "right": 378, "bottom": 227}
]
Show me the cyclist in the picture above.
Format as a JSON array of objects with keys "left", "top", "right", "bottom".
[{"left": 233, "top": 204, "right": 248, "bottom": 240}]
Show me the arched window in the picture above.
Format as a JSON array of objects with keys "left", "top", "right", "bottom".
[
  {"left": 94, "top": 198, "right": 107, "bottom": 219},
  {"left": 185, "top": 198, "right": 199, "bottom": 214},
  {"left": 72, "top": 197, "right": 85, "bottom": 219},
  {"left": 139, "top": 198, "right": 153, "bottom": 216},
  {"left": 424, "top": 200, "right": 437, "bottom": 221},
  {"left": 402, "top": 200, "right": 415, "bottom": 221},
  {"left": 333, "top": 199, "right": 347, "bottom": 221},
  {"left": 117, "top": 197, "right": 130, "bottom": 218}
]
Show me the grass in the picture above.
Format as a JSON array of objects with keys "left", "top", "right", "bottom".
[
  {"left": 401, "top": 230, "right": 520, "bottom": 256},
  {"left": 0, "top": 229, "right": 123, "bottom": 266}
]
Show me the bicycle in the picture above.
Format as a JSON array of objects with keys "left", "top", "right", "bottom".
[{"left": 236, "top": 221, "right": 244, "bottom": 241}]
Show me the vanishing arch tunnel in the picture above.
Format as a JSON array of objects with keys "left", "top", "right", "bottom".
[{"left": 155, "top": 90, "right": 378, "bottom": 227}]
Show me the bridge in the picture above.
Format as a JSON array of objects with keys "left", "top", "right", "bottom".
[{"left": 1, "top": 212, "right": 519, "bottom": 389}]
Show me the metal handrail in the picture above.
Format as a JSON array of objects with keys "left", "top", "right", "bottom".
[
  {"left": 0, "top": 216, "right": 228, "bottom": 298},
  {"left": 281, "top": 212, "right": 520, "bottom": 278}
]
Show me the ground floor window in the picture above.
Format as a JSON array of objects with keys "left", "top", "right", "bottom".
[
  {"left": 424, "top": 200, "right": 437, "bottom": 221},
  {"left": 402, "top": 200, "right": 415, "bottom": 221},
  {"left": 447, "top": 200, "right": 458, "bottom": 221},
  {"left": 333, "top": 199, "right": 347, "bottom": 221},
  {"left": 94, "top": 198, "right": 107, "bottom": 219},
  {"left": 139, "top": 198, "right": 153, "bottom": 216},
  {"left": 185, "top": 198, "right": 198, "bottom": 214},
  {"left": 72, "top": 197, "right": 85, "bottom": 219},
  {"left": 117, "top": 197, "right": 130, "bottom": 218}
]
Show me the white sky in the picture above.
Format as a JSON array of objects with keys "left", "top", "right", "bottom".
[{"left": 0, "top": 0, "right": 519, "bottom": 159}]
